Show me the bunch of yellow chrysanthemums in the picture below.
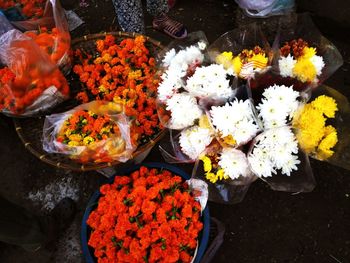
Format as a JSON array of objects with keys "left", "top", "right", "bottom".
[{"left": 293, "top": 95, "right": 338, "bottom": 160}]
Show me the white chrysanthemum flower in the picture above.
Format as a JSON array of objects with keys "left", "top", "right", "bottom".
[
  {"left": 210, "top": 100, "right": 259, "bottom": 145},
  {"left": 218, "top": 148, "right": 251, "bottom": 180},
  {"left": 157, "top": 70, "right": 185, "bottom": 101},
  {"left": 184, "top": 45, "right": 205, "bottom": 65},
  {"left": 166, "top": 93, "right": 203, "bottom": 129},
  {"left": 162, "top": 48, "right": 176, "bottom": 67},
  {"left": 258, "top": 85, "right": 300, "bottom": 128},
  {"left": 248, "top": 127, "right": 300, "bottom": 177},
  {"left": 309, "top": 55, "right": 325, "bottom": 76},
  {"left": 248, "top": 147, "right": 275, "bottom": 178},
  {"left": 278, "top": 54, "right": 296, "bottom": 77},
  {"left": 281, "top": 154, "right": 300, "bottom": 176},
  {"left": 185, "top": 64, "right": 234, "bottom": 99},
  {"left": 179, "top": 125, "right": 213, "bottom": 160}
]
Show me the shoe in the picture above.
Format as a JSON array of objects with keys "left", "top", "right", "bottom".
[
  {"left": 153, "top": 13, "right": 187, "bottom": 39},
  {"left": 42, "top": 197, "right": 77, "bottom": 249}
]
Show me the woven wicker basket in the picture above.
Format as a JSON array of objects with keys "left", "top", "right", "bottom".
[{"left": 14, "top": 32, "right": 165, "bottom": 172}]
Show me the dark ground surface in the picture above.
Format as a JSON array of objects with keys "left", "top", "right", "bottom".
[{"left": 1, "top": 0, "right": 350, "bottom": 262}]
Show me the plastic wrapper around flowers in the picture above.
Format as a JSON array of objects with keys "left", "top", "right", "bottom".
[
  {"left": 249, "top": 13, "right": 343, "bottom": 98},
  {"left": 293, "top": 85, "right": 350, "bottom": 170},
  {"left": 0, "top": 29, "right": 69, "bottom": 117},
  {"left": 208, "top": 22, "right": 272, "bottom": 82},
  {"left": 42, "top": 101, "right": 136, "bottom": 164}
]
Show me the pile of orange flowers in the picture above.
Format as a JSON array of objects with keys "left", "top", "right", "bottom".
[
  {"left": 25, "top": 27, "right": 70, "bottom": 66},
  {"left": 0, "top": 0, "right": 45, "bottom": 19},
  {"left": 0, "top": 65, "right": 68, "bottom": 114},
  {"left": 87, "top": 166, "right": 203, "bottom": 263},
  {"left": 56, "top": 110, "right": 120, "bottom": 147},
  {"left": 73, "top": 35, "right": 161, "bottom": 146}
]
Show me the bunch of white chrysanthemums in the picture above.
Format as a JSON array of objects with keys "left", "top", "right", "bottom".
[{"left": 157, "top": 42, "right": 235, "bottom": 130}]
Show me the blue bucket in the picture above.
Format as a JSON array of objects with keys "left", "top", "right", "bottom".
[{"left": 81, "top": 162, "right": 210, "bottom": 263}]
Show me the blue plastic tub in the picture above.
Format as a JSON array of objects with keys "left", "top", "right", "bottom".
[{"left": 81, "top": 162, "right": 210, "bottom": 263}]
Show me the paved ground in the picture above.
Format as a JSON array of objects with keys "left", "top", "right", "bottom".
[{"left": 1, "top": 0, "right": 350, "bottom": 262}]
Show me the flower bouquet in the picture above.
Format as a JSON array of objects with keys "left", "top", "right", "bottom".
[
  {"left": 73, "top": 34, "right": 162, "bottom": 156},
  {"left": 43, "top": 101, "right": 135, "bottom": 164},
  {"left": 208, "top": 23, "right": 271, "bottom": 81},
  {"left": 249, "top": 13, "right": 343, "bottom": 95},
  {"left": 81, "top": 163, "right": 210, "bottom": 263},
  {"left": 0, "top": 29, "right": 69, "bottom": 117}
]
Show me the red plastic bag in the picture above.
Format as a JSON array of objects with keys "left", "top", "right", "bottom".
[{"left": 0, "top": 29, "right": 69, "bottom": 116}]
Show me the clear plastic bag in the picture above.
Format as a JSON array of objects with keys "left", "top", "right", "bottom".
[
  {"left": 208, "top": 23, "right": 271, "bottom": 80},
  {"left": 235, "top": 0, "right": 295, "bottom": 18},
  {"left": 0, "top": 11, "right": 14, "bottom": 35},
  {"left": 11, "top": 0, "right": 71, "bottom": 73},
  {"left": 250, "top": 13, "right": 343, "bottom": 93},
  {"left": 0, "top": 29, "right": 69, "bottom": 117},
  {"left": 293, "top": 85, "right": 350, "bottom": 171},
  {"left": 42, "top": 101, "right": 136, "bottom": 164}
]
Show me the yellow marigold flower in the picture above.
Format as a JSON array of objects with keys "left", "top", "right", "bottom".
[
  {"left": 200, "top": 156, "right": 212, "bottom": 172},
  {"left": 205, "top": 172, "right": 218, "bottom": 183},
  {"left": 316, "top": 131, "right": 338, "bottom": 160},
  {"left": 102, "top": 53, "right": 112, "bottom": 63},
  {"left": 250, "top": 53, "right": 268, "bottom": 69},
  {"left": 216, "top": 52, "right": 234, "bottom": 70},
  {"left": 232, "top": 56, "right": 242, "bottom": 75},
  {"left": 99, "top": 84, "right": 106, "bottom": 93},
  {"left": 302, "top": 47, "right": 316, "bottom": 59},
  {"left": 69, "top": 134, "right": 83, "bottom": 143},
  {"left": 68, "top": 141, "right": 80, "bottom": 147},
  {"left": 94, "top": 57, "right": 103, "bottom": 64},
  {"left": 65, "top": 128, "right": 72, "bottom": 137},
  {"left": 83, "top": 136, "right": 95, "bottom": 146},
  {"left": 223, "top": 135, "right": 236, "bottom": 146},
  {"left": 128, "top": 70, "right": 142, "bottom": 80},
  {"left": 311, "top": 95, "right": 338, "bottom": 118},
  {"left": 293, "top": 58, "right": 317, "bottom": 83}
]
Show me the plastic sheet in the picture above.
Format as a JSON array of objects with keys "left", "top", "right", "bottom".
[
  {"left": 42, "top": 101, "right": 136, "bottom": 164},
  {"left": 235, "top": 0, "right": 295, "bottom": 18}
]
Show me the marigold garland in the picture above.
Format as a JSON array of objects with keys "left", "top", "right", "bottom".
[
  {"left": 87, "top": 166, "right": 203, "bottom": 263},
  {"left": 293, "top": 95, "right": 338, "bottom": 160},
  {"left": 73, "top": 35, "right": 161, "bottom": 147}
]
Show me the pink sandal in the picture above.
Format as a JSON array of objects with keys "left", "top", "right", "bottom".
[{"left": 153, "top": 13, "right": 187, "bottom": 39}]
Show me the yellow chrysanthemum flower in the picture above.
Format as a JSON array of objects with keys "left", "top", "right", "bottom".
[
  {"left": 216, "top": 52, "right": 234, "bottom": 70},
  {"left": 217, "top": 169, "right": 229, "bottom": 180},
  {"left": 205, "top": 172, "right": 218, "bottom": 183},
  {"left": 293, "top": 58, "right": 317, "bottom": 83},
  {"left": 317, "top": 131, "right": 338, "bottom": 160},
  {"left": 200, "top": 156, "right": 212, "bottom": 172},
  {"left": 302, "top": 47, "right": 317, "bottom": 59},
  {"left": 311, "top": 95, "right": 338, "bottom": 118},
  {"left": 324, "top": 125, "right": 336, "bottom": 136},
  {"left": 250, "top": 53, "right": 268, "bottom": 69},
  {"left": 232, "top": 56, "right": 242, "bottom": 75}
]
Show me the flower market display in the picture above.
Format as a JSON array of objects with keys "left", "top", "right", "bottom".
[
  {"left": 86, "top": 166, "right": 205, "bottom": 263},
  {"left": 278, "top": 39, "right": 325, "bottom": 84},
  {"left": 73, "top": 34, "right": 161, "bottom": 148},
  {"left": 43, "top": 101, "right": 135, "bottom": 164}
]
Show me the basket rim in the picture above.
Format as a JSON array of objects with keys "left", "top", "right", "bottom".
[{"left": 13, "top": 31, "right": 165, "bottom": 172}]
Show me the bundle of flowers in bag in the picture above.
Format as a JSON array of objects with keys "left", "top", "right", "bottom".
[
  {"left": 0, "top": 30, "right": 69, "bottom": 116},
  {"left": 73, "top": 34, "right": 161, "bottom": 147},
  {"left": 215, "top": 46, "right": 269, "bottom": 79},
  {"left": 87, "top": 166, "right": 204, "bottom": 263},
  {"left": 278, "top": 39, "right": 325, "bottom": 84},
  {"left": 43, "top": 101, "right": 135, "bottom": 164}
]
